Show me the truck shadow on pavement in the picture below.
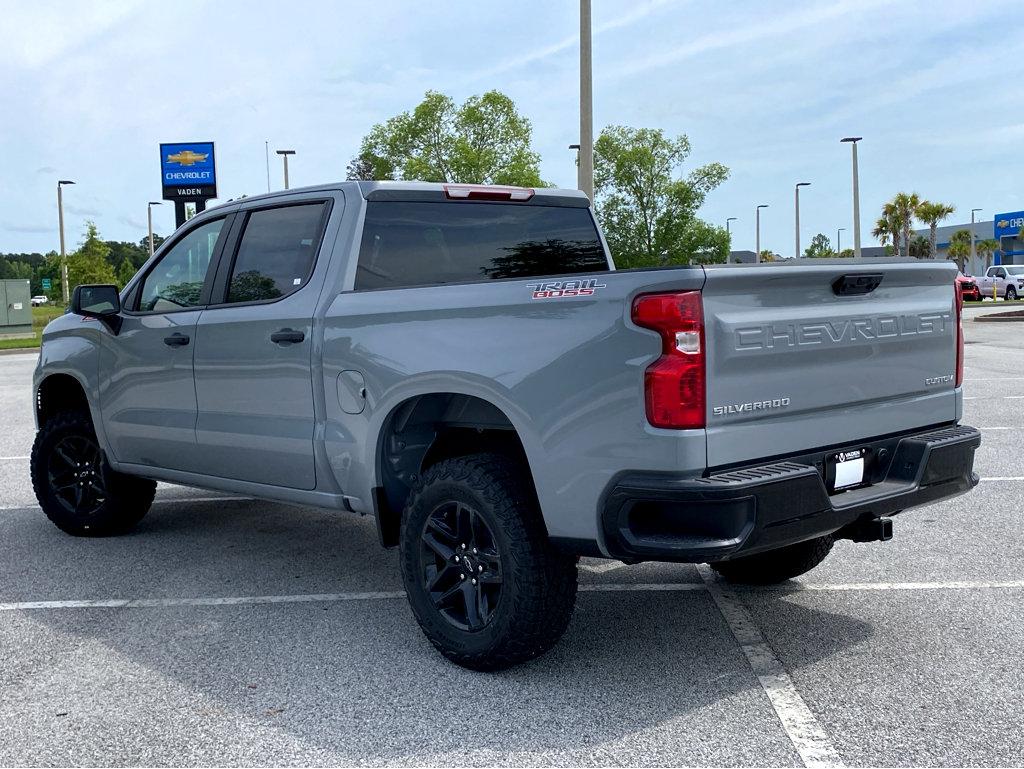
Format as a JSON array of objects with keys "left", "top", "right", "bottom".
[{"left": 9, "top": 498, "right": 875, "bottom": 765}]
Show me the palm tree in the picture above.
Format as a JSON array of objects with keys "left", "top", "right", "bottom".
[
  {"left": 874, "top": 206, "right": 901, "bottom": 256},
  {"left": 975, "top": 238, "right": 999, "bottom": 272},
  {"left": 947, "top": 229, "right": 972, "bottom": 273},
  {"left": 908, "top": 235, "right": 930, "bottom": 258},
  {"left": 872, "top": 216, "right": 892, "bottom": 254},
  {"left": 916, "top": 200, "right": 956, "bottom": 259},
  {"left": 890, "top": 192, "right": 921, "bottom": 258}
]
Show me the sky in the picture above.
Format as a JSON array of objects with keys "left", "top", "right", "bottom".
[{"left": 1, "top": 0, "right": 1021, "bottom": 256}]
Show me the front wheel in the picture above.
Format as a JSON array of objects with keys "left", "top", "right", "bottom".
[
  {"left": 710, "top": 535, "right": 834, "bottom": 585},
  {"left": 399, "top": 453, "right": 578, "bottom": 671},
  {"left": 1006, "top": 286, "right": 1018, "bottom": 301},
  {"left": 30, "top": 410, "right": 156, "bottom": 536}
]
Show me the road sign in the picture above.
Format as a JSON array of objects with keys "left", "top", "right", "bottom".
[{"left": 41, "top": 278, "right": 51, "bottom": 290}]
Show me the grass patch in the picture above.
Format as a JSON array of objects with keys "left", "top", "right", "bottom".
[{"left": 0, "top": 335, "right": 41, "bottom": 350}]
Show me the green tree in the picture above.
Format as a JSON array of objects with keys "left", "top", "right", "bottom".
[
  {"left": 975, "top": 238, "right": 999, "bottom": 272},
  {"left": 346, "top": 155, "right": 375, "bottom": 181},
  {"left": 908, "top": 234, "right": 931, "bottom": 258},
  {"left": 873, "top": 207, "right": 900, "bottom": 256},
  {"left": 360, "top": 90, "right": 545, "bottom": 186},
  {"left": 593, "top": 125, "right": 730, "bottom": 268},
  {"left": 916, "top": 200, "right": 955, "bottom": 259},
  {"left": 889, "top": 192, "right": 921, "bottom": 258},
  {"left": 838, "top": 248, "right": 855, "bottom": 257},
  {"left": 947, "top": 229, "right": 971, "bottom": 273},
  {"left": 804, "top": 233, "right": 834, "bottom": 258},
  {"left": 116, "top": 259, "right": 137, "bottom": 289},
  {"left": 759, "top": 249, "right": 780, "bottom": 262},
  {"left": 63, "top": 221, "right": 116, "bottom": 290},
  {"left": 138, "top": 234, "right": 165, "bottom": 258}
]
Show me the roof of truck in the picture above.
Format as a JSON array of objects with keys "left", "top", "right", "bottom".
[{"left": 210, "top": 181, "right": 590, "bottom": 209}]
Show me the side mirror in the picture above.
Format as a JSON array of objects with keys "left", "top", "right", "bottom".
[{"left": 70, "top": 284, "right": 122, "bottom": 334}]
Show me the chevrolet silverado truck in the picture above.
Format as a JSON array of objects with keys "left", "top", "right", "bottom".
[
  {"left": 974, "top": 264, "right": 1024, "bottom": 301},
  {"left": 31, "top": 182, "right": 980, "bottom": 670}
]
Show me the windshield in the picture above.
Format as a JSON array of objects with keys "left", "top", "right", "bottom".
[{"left": 1005, "top": 266, "right": 1024, "bottom": 276}]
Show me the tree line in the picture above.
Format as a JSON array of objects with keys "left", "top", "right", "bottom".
[{"left": 0, "top": 224, "right": 164, "bottom": 301}]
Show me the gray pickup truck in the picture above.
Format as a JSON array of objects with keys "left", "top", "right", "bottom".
[{"left": 32, "top": 182, "right": 980, "bottom": 670}]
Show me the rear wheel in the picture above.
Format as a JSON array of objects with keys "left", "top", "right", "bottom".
[
  {"left": 710, "top": 535, "right": 834, "bottom": 585},
  {"left": 1006, "top": 286, "right": 1018, "bottom": 301},
  {"left": 31, "top": 410, "right": 156, "bottom": 536},
  {"left": 399, "top": 453, "right": 577, "bottom": 671}
]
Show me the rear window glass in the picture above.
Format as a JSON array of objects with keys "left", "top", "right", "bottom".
[
  {"left": 355, "top": 201, "right": 608, "bottom": 290},
  {"left": 225, "top": 203, "right": 327, "bottom": 304}
]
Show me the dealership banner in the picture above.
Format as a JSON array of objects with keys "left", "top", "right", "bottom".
[
  {"left": 994, "top": 211, "right": 1024, "bottom": 239},
  {"left": 160, "top": 142, "right": 217, "bottom": 201}
]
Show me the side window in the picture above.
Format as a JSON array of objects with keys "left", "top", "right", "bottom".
[
  {"left": 224, "top": 203, "right": 327, "bottom": 304},
  {"left": 997, "top": 269, "right": 1007, "bottom": 279},
  {"left": 137, "top": 218, "right": 225, "bottom": 312}
]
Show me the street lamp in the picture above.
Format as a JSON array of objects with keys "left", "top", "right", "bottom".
[
  {"left": 276, "top": 149, "right": 296, "bottom": 190},
  {"left": 578, "top": 0, "right": 593, "bottom": 200},
  {"left": 795, "top": 182, "right": 811, "bottom": 258},
  {"left": 726, "top": 217, "right": 737, "bottom": 235},
  {"left": 755, "top": 204, "right": 768, "bottom": 263},
  {"left": 147, "top": 201, "right": 162, "bottom": 256},
  {"left": 57, "top": 180, "right": 75, "bottom": 305},
  {"left": 971, "top": 208, "right": 982, "bottom": 272},
  {"left": 841, "top": 137, "right": 863, "bottom": 257},
  {"left": 837, "top": 227, "right": 845, "bottom": 256}
]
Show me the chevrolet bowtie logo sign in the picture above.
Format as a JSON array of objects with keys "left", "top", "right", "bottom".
[
  {"left": 998, "top": 219, "right": 1009, "bottom": 229},
  {"left": 166, "top": 150, "right": 209, "bottom": 166}
]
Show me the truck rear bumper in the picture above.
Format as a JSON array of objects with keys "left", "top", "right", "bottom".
[{"left": 599, "top": 424, "right": 981, "bottom": 563}]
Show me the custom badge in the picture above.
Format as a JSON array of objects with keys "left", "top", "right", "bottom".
[{"left": 527, "top": 278, "right": 606, "bottom": 299}]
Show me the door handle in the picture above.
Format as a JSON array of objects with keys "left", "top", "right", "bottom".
[
  {"left": 163, "top": 333, "right": 190, "bottom": 347},
  {"left": 270, "top": 328, "right": 305, "bottom": 345}
]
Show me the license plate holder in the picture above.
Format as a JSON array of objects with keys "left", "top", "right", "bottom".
[{"left": 826, "top": 448, "right": 868, "bottom": 493}]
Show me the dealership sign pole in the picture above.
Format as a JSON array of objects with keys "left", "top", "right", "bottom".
[{"left": 159, "top": 142, "right": 218, "bottom": 228}]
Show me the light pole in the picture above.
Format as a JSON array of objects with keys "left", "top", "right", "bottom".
[
  {"left": 57, "top": 180, "right": 75, "bottom": 304},
  {"left": 841, "top": 137, "right": 863, "bottom": 258},
  {"left": 578, "top": 0, "right": 593, "bottom": 200},
  {"left": 276, "top": 149, "right": 296, "bottom": 190},
  {"left": 837, "top": 227, "right": 845, "bottom": 256},
  {"left": 755, "top": 204, "right": 768, "bottom": 263},
  {"left": 795, "top": 182, "right": 811, "bottom": 258},
  {"left": 265, "top": 141, "right": 271, "bottom": 193},
  {"left": 726, "top": 217, "right": 737, "bottom": 235},
  {"left": 971, "top": 208, "right": 982, "bottom": 273},
  {"left": 147, "top": 201, "right": 162, "bottom": 256}
]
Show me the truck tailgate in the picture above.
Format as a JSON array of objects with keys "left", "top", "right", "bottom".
[{"left": 701, "top": 260, "right": 960, "bottom": 468}]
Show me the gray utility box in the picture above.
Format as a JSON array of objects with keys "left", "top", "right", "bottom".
[{"left": 1, "top": 279, "right": 32, "bottom": 337}]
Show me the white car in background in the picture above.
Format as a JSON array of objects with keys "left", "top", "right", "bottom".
[
  {"left": 30, "top": 296, "right": 48, "bottom": 306},
  {"left": 975, "top": 265, "right": 1024, "bottom": 301}
]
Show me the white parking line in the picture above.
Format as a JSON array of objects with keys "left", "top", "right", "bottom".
[
  {"left": 0, "top": 456, "right": 29, "bottom": 461},
  {"left": 3, "top": 579, "right": 1020, "bottom": 613},
  {"left": 698, "top": 566, "right": 845, "bottom": 768},
  {"left": 979, "top": 476, "right": 1024, "bottom": 482}
]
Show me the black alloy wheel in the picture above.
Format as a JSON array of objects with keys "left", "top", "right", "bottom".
[
  {"left": 420, "top": 501, "right": 503, "bottom": 631},
  {"left": 47, "top": 434, "right": 107, "bottom": 516}
]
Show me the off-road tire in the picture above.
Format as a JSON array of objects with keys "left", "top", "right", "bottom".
[
  {"left": 399, "top": 452, "right": 578, "bottom": 671},
  {"left": 710, "top": 535, "right": 835, "bottom": 585},
  {"left": 31, "top": 409, "right": 156, "bottom": 536}
]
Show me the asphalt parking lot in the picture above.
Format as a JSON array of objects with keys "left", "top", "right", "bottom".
[{"left": 1, "top": 309, "right": 1022, "bottom": 767}]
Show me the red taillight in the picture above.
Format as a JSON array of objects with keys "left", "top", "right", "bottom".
[
  {"left": 955, "top": 284, "right": 964, "bottom": 387},
  {"left": 631, "top": 291, "right": 705, "bottom": 429},
  {"left": 443, "top": 184, "right": 535, "bottom": 201}
]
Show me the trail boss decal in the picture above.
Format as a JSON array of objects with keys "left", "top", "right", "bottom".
[{"left": 528, "top": 278, "right": 606, "bottom": 299}]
